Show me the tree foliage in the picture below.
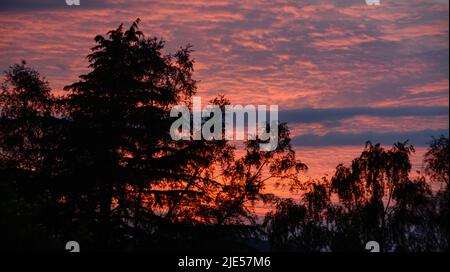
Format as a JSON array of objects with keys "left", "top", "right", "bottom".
[{"left": 265, "top": 141, "right": 448, "bottom": 252}]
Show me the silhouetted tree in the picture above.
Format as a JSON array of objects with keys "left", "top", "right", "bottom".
[
  {"left": 423, "top": 136, "right": 449, "bottom": 250},
  {"left": 0, "top": 20, "right": 308, "bottom": 251},
  {"left": 424, "top": 136, "right": 449, "bottom": 185},
  {"left": 0, "top": 61, "right": 62, "bottom": 250},
  {"left": 265, "top": 140, "right": 449, "bottom": 252}
]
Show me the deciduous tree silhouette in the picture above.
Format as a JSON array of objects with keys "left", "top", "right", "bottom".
[{"left": 265, "top": 140, "right": 449, "bottom": 252}]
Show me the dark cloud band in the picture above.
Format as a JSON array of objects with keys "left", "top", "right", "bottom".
[
  {"left": 279, "top": 106, "right": 449, "bottom": 124},
  {"left": 291, "top": 129, "right": 449, "bottom": 147}
]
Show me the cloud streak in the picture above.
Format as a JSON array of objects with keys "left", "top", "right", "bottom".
[
  {"left": 292, "top": 129, "right": 449, "bottom": 147},
  {"left": 279, "top": 106, "right": 449, "bottom": 124}
]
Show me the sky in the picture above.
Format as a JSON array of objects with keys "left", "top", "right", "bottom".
[{"left": 0, "top": 0, "right": 448, "bottom": 153}]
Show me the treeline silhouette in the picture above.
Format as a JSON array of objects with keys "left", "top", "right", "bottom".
[{"left": 0, "top": 20, "right": 448, "bottom": 252}]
